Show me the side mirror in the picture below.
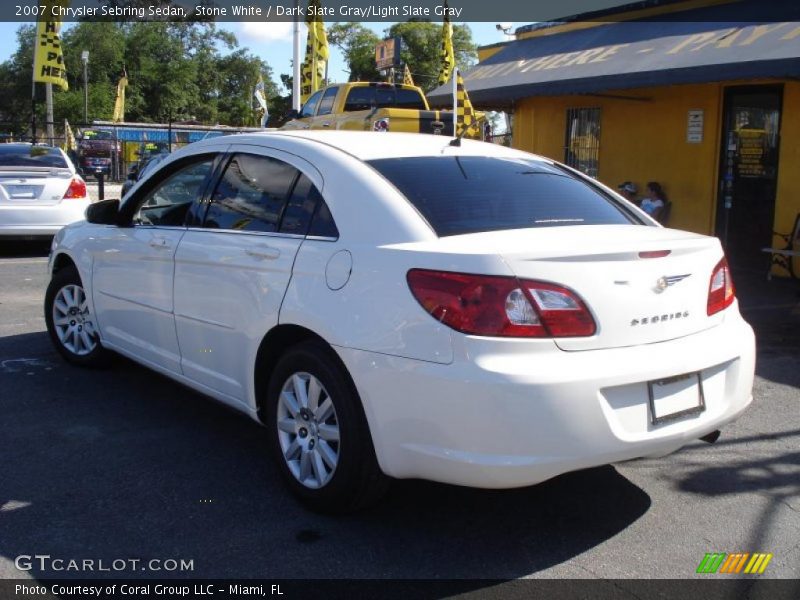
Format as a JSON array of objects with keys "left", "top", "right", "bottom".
[
  {"left": 127, "top": 172, "right": 137, "bottom": 180},
  {"left": 286, "top": 109, "right": 300, "bottom": 120},
  {"left": 85, "top": 198, "right": 121, "bottom": 225}
]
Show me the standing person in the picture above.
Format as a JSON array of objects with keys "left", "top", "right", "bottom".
[
  {"left": 617, "top": 181, "right": 639, "bottom": 204},
  {"left": 641, "top": 181, "right": 668, "bottom": 221}
]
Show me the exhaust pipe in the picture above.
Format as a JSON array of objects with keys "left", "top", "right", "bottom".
[{"left": 700, "top": 430, "right": 721, "bottom": 444}]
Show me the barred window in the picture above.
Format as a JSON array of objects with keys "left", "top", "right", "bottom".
[{"left": 564, "top": 107, "right": 601, "bottom": 178}]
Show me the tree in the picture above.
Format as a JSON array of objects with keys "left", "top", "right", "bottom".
[
  {"left": 327, "top": 23, "right": 382, "bottom": 82},
  {"left": 216, "top": 51, "right": 280, "bottom": 126},
  {"left": 0, "top": 20, "right": 282, "bottom": 135},
  {"left": 56, "top": 22, "right": 126, "bottom": 125},
  {"left": 122, "top": 22, "right": 199, "bottom": 122},
  {"left": 387, "top": 21, "right": 477, "bottom": 92},
  {"left": 0, "top": 26, "right": 37, "bottom": 133}
]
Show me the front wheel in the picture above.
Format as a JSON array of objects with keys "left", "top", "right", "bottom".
[
  {"left": 266, "top": 341, "right": 388, "bottom": 513},
  {"left": 45, "top": 265, "right": 109, "bottom": 367}
]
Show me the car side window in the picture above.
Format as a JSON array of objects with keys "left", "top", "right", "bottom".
[
  {"left": 203, "top": 154, "right": 299, "bottom": 233},
  {"left": 133, "top": 158, "right": 215, "bottom": 227},
  {"left": 344, "top": 87, "right": 374, "bottom": 112},
  {"left": 316, "top": 87, "right": 338, "bottom": 116},
  {"left": 278, "top": 174, "right": 318, "bottom": 235},
  {"left": 300, "top": 90, "right": 323, "bottom": 118},
  {"left": 277, "top": 173, "right": 338, "bottom": 238},
  {"left": 308, "top": 192, "right": 339, "bottom": 239}
]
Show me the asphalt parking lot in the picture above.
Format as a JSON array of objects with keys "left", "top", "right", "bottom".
[{"left": 1, "top": 241, "right": 798, "bottom": 584}]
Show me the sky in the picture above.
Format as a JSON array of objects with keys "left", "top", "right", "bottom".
[{"left": 0, "top": 20, "right": 514, "bottom": 92}]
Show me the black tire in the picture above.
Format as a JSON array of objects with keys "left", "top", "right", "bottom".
[
  {"left": 266, "top": 340, "right": 389, "bottom": 513},
  {"left": 44, "top": 265, "right": 110, "bottom": 368}
]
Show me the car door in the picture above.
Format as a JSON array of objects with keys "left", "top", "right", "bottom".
[
  {"left": 91, "top": 154, "right": 219, "bottom": 373},
  {"left": 309, "top": 86, "right": 339, "bottom": 130},
  {"left": 173, "top": 147, "right": 323, "bottom": 404},
  {"left": 281, "top": 89, "right": 323, "bottom": 130}
]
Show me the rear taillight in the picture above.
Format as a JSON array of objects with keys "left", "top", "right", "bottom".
[
  {"left": 406, "top": 269, "right": 596, "bottom": 338},
  {"left": 63, "top": 177, "right": 87, "bottom": 199},
  {"left": 707, "top": 258, "right": 735, "bottom": 315}
]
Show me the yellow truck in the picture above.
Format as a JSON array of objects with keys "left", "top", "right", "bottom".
[{"left": 282, "top": 82, "right": 484, "bottom": 138}]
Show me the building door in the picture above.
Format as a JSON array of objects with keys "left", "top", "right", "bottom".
[{"left": 716, "top": 85, "right": 783, "bottom": 271}]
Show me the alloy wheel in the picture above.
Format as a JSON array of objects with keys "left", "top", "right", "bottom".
[
  {"left": 276, "top": 372, "right": 340, "bottom": 489},
  {"left": 52, "top": 284, "right": 97, "bottom": 356}
]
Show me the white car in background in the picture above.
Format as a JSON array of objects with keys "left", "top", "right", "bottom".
[
  {"left": 44, "top": 131, "right": 755, "bottom": 512},
  {"left": 0, "top": 143, "right": 89, "bottom": 238}
]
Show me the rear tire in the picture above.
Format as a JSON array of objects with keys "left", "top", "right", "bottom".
[
  {"left": 266, "top": 340, "right": 389, "bottom": 513},
  {"left": 45, "top": 265, "right": 110, "bottom": 368}
]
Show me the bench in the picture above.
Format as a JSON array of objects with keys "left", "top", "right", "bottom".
[{"left": 762, "top": 213, "right": 800, "bottom": 280}]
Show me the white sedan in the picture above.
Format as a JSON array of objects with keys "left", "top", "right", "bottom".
[
  {"left": 45, "top": 131, "right": 755, "bottom": 512},
  {"left": 0, "top": 143, "right": 89, "bottom": 238}
]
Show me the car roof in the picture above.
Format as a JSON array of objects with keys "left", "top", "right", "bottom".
[
  {"left": 0, "top": 142, "right": 59, "bottom": 150},
  {"left": 187, "top": 130, "right": 552, "bottom": 163}
]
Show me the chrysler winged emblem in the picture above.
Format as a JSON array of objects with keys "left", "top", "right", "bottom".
[{"left": 654, "top": 274, "right": 691, "bottom": 293}]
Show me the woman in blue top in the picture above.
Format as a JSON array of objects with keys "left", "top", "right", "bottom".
[{"left": 641, "top": 181, "right": 667, "bottom": 222}]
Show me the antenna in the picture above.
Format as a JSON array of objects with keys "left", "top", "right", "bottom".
[{"left": 449, "top": 114, "right": 489, "bottom": 147}]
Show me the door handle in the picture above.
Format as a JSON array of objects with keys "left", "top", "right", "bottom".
[
  {"left": 321, "top": 122, "right": 331, "bottom": 128},
  {"left": 302, "top": 125, "right": 311, "bottom": 130},
  {"left": 149, "top": 237, "right": 170, "bottom": 250},
  {"left": 245, "top": 244, "right": 281, "bottom": 260}
]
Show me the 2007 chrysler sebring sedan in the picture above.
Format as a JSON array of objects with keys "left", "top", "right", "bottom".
[{"left": 45, "top": 131, "right": 755, "bottom": 512}]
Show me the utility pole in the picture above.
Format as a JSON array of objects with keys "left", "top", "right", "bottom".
[
  {"left": 292, "top": 0, "right": 301, "bottom": 111},
  {"left": 31, "top": 80, "right": 37, "bottom": 144},
  {"left": 81, "top": 50, "right": 89, "bottom": 124},
  {"left": 45, "top": 82, "right": 55, "bottom": 145}
]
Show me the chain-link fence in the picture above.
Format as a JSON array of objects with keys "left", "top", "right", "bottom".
[{"left": 1, "top": 120, "right": 265, "bottom": 183}]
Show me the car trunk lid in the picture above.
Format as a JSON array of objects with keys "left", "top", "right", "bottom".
[
  {"left": 481, "top": 225, "right": 726, "bottom": 351},
  {"left": 0, "top": 167, "right": 73, "bottom": 205}
]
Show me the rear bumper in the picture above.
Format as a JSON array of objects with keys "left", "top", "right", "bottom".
[
  {"left": 0, "top": 200, "right": 90, "bottom": 238},
  {"left": 336, "top": 313, "right": 755, "bottom": 488}
]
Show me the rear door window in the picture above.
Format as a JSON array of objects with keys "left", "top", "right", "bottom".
[
  {"left": 368, "top": 156, "right": 636, "bottom": 237},
  {"left": 317, "top": 87, "right": 338, "bottom": 116},
  {"left": 344, "top": 87, "right": 374, "bottom": 112},
  {"left": 204, "top": 154, "right": 299, "bottom": 233}
]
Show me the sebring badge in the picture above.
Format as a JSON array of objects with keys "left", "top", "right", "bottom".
[
  {"left": 631, "top": 311, "right": 689, "bottom": 326},
  {"left": 654, "top": 273, "right": 691, "bottom": 293}
]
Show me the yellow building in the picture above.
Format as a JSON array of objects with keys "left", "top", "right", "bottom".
[{"left": 430, "top": 0, "right": 800, "bottom": 275}]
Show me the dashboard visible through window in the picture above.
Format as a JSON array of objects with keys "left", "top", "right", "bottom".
[{"left": 132, "top": 158, "right": 214, "bottom": 227}]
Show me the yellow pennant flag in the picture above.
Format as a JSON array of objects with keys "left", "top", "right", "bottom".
[
  {"left": 300, "top": 0, "right": 329, "bottom": 105},
  {"left": 437, "top": 0, "right": 455, "bottom": 87},
  {"left": 33, "top": 0, "right": 69, "bottom": 90},
  {"left": 403, "top": 65, "right": 415, "bottom": 87},
  {"left": 63, "top": 119, "right": 77, "bottom": 152},
  {"left": 112, "top": 71, "right": 128, "bottom": 123},
  {"left": 455, "top": 69, "right": 478, "bottom": 137}
]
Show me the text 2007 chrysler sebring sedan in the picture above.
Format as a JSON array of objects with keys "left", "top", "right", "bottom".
[{"left": 45, "top": 131, "right": 755, "bottom": 512}]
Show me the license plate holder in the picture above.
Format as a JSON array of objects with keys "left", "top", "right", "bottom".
[
  {"left": 648, "top": 372, "right": 705, "bottom": 425},
  {"left": 7, "top": 185, "right": 38, "bottom": 199}
]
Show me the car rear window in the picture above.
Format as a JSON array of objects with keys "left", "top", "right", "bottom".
[
  {"left": 82, "top": 130, "right": 113, "bottom": 140},
  {"left": 367, "top": 156, "right": 635, "bottom": 237},
  {"left": 343, "top": 87, "right": 426, "bottom": 112},
  {"left": 0, "top": 145, "right": 68, "bottom": 168}
]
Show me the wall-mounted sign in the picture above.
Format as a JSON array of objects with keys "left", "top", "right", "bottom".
[{"left": 687, "top": 109, "right": 703, "bottom": 143}]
